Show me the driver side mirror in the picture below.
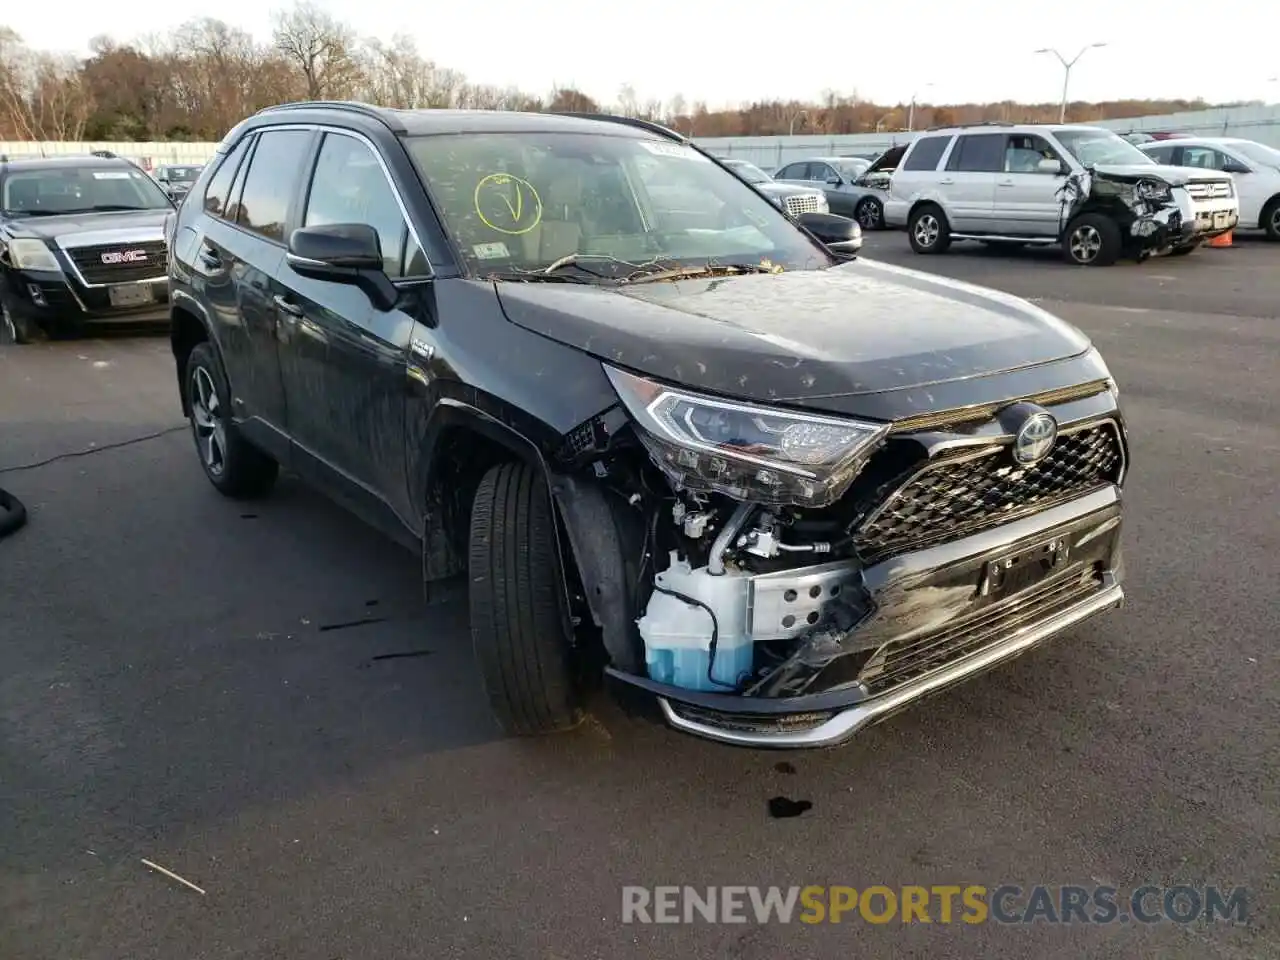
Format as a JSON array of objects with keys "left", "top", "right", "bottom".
[
  {"left": 286, "top": 223, "right": 401, "bottom": 312},
  {"left": 1038, "top": 158, "right": 1069, "bottom": 175},
  {"left": 1221, "top": 160, "right": 1251, "bottom": 175},
  {"left": 825, "top": 176, "right": 843, "bottom": 187},
  {"left": 797, "top": 211, "right": 861, "bottom": 256}
]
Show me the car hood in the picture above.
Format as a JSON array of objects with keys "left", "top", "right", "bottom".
[
  {"left": 2, "top": 208, "right": 171, "bottom": 242},
  {"left": 493, "top": 258, "right": 1092, "bottom": 411},
  {"left": 755, "top": 181, "right": 822, "bottom": 198},
  {"left": 1092, "top": 162, "right": 1229, "bottom": 185}
]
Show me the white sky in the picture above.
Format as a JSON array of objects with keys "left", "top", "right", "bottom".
[{"left": 6, "top": 0, "right": 1278, "bottom": 111}]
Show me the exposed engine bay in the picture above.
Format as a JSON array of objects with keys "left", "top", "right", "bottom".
[
  {"left": 635, "top": 496, "right": 873, "bottom": 698},
  {"left": 551, "top": 365, "right": 1127, "bottom": 710}
]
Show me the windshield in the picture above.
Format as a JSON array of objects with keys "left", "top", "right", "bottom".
[
  {"left": 726, "top": 160, "right": 771, "bottom": 183},
  {"left": 836, "top": 159, "right": 869, "bottom": 178},
  {"left": 1, "top": 165, "right": 173, "bottom": 215},
  {"left": 1232, "top": 141, "right": 1280, "bottom": 170},
  {"left": 1052, "top": 129, "right": 1154, "bottom": 167},
  {"left": 403, "top": 132, "right": 829, "bottom": 280},
  {"left": 160, "top": 166, "right": 202, "bottom": 182}
]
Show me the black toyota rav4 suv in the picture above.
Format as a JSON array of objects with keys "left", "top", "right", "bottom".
[
  {"left": 1, "top": 153, "right": 175, "bottom": 343},
  {"left": 168, "top": 102, "right": 1129, "bottom": 748}
]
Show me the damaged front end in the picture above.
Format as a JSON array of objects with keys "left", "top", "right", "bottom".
[
  {"left": 556, "top": 364, "right": 1128, "bottom": 748},
  {"left": 1061, "top": 167, "right": 1238, "bottom": 256}
]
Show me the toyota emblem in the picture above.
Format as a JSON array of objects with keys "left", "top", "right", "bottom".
[{"left": 1013, "top": 412, "right": 1058, "bottom": 465}]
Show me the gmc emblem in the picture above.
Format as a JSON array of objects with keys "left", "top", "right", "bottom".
[{"left": 101, "top": 249, "right": 148, "bottom": 264}]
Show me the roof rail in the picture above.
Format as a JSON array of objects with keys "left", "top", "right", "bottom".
[
  {"left": 254, "top": 100, "right": 406, "bottom": 134},
  {"left": 924, "top": 120, "right": 1017, "bottom": 132},
  {"left": 551, "top": 112, "right": 686, "bottom": 142},
  {"left": 90, "top": 149, "right": 117, "bottom": 158}
]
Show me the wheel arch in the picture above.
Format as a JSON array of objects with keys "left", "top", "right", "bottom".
[
  {"left": 415, "top": 398, "right": 645, "bottom": 673},
  {"left": 170, "top": 295, "right": 215, "bottom": 417}
]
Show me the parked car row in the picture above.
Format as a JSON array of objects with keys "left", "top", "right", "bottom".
[{"left": 730, "top": 123, "right": 1278, "bottom": 266}]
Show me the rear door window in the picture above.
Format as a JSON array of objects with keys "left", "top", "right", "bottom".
[
  {"left": 234, "top": 129, "right": 313, "bottom": 243},
  {"left": 946, "top": 134, "right": 1007, "bottom": 172},
  {"left": 202, "top": 137, "right": 252, "bottom": 218},
  {"left": 902, "top": 136, "right": 950, "bottom": 172}
]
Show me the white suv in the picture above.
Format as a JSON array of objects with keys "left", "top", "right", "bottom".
[
  {"left": 1139, "top": 137, "right": 1280, "bottom": 241},
  {"left": 882, "top": 123, "right": 1240, "bottom": 265}
]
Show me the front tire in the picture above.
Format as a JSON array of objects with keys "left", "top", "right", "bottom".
[
  {"left": 0, "top": 289, "right": 40, "bottom": 345},
  {"left": 1262, "top": 198, "right": 1280, "bottom": 241},
  {"left": 908, "top": 204, "right": 951, "bottom": 254},
  {"left": 855, "top": 197, "right": 883, "bottom": 231},
  {"left": 1062, "top": 213, "right": 1121, "bottom": 266},
  {"left": 468, "top": 461, "right": 584, "bottom": 736},
  {"left": 184, "top": 342, "right": 278, "bottom": 498}
]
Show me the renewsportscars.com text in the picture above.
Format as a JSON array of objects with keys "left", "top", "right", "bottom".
[{"left": 621, "top": 884, "right": 1249, "bottom": 925}]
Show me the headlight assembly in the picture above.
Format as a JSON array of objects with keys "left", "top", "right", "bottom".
[
  {"left": 605, "top": 365, "right": 888, "bottom": 507},
  {"left": 1134, "top": 179, "right": 1172, "bottom": 202},
  {"left": 6, "top": 238, "right": 60, "bottom": 272}
]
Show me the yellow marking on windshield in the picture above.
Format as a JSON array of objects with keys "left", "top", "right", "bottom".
[{"left": 474, "top": 173, "right": 543, "bottom": 236}]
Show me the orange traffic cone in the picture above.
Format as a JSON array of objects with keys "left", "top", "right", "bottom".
[{"left": 1208, "top": 230, "right": 1233, "bottom": 248}]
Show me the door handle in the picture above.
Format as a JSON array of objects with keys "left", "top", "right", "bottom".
[
  {"left": 997, "top": 179, "right": 1015, "bottom": 187},
  {"left": 938, "top": 178, "right": 954, "bottom": 185},
  {"left": 273, "top": 294, "right": 303, "bottom": 318}
]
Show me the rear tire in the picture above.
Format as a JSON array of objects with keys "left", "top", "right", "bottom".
[
  {"left": 1262, "top": 198, "right": 1280, "bottom": 241},
  {"left": 908, "top": 204, "right": 951, "bottom": 254},
  {"left": 184, "top": 341, "right": 278, "bottom": 498},
  {"left": 855, "top": 197, "right": 883, "bottom": 231},
  {"left": 468, "top": 461, "right": 584, "bottom": 736},
  {"left": 1062, "top": 213, "right": 1121, "bottom": 266}
]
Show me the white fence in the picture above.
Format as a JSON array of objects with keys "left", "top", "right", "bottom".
[
  {"left": 696, "top": 104, "right": 1280, "bottom": 170},
  {"left": 0, "top": 140, "right": 218, "bottom": 167},
  {"left": 4, "top": 103, "right": 1278, "bottom": 173}
]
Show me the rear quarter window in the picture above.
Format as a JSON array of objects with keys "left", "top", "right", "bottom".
[{"left": 902, "top": 136, "right": 951, "bottom": 172}]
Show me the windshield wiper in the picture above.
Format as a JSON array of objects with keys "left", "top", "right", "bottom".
[
  {"left": 542, "top": 253, "right": 659, "bottom": 279},
  {"left": 77, "top": 205, "right": 161, "bottom": 212},
  {"left": 483, "top": 270, "right": 599, "bottom": 285},
  {"left": 623, "top": 262, "right": 779, "bottom": 285}
]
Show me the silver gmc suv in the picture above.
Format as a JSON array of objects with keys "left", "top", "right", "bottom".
[{"left": 882, "top": 123, "right": 1240, "bottom": 265}]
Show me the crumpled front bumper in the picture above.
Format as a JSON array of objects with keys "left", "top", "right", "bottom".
[
  {"left": 1133, "top": 189, "right": 1239, "bottom": 250},
  {"left": 608, "top": 485, "right": 1125, "bottom": 749}
]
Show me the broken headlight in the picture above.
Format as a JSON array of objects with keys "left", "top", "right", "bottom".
[
  {"left": 605, "top": 365, "right": 888, "bottom": 507},
  {"left": 1134, "top": 179, "right": 1172, "bottom": 202}
]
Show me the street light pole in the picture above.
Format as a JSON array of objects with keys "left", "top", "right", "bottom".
[
  {"left": 789, "top": 109, "right": 808, "bottom": 136},
  {"left": 907, "top": 83, "right": 933, "bottom": 132},
  {"left": 1035, "top": 43, "right": 1107, "bottom": 123}
]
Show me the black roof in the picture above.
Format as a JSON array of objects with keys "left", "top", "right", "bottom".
[{"left": 251, "top": 101, "right": 678, "bottom": 139}]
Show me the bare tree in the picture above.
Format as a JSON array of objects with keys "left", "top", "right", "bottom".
[
  {"left": 617, "top": 83, "right": 638, "bottom": 117},
  {"left": 271, "top": 1, "right": 364, "bottom": 100},
  {"left": 0, "top": 29, "right": 92, "bottom": 141},
  {"left": 665, "top": 93, "right": 686, "bottom": 124}
]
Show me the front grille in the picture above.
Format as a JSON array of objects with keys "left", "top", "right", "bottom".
[
  {"left": 66, "top": 241, "right": 167, "bottom": 285},
  {"left": 784, "top": 193, "right": 823, "bottom": 216},
  {"left": 853, "top": 422, "right": 1123, "bottom": 562},
  {"left": 1185, "top": 180, "right": 1233, "bottom": 200},
  {"left": 857, "top": 564, "right": 1105, "bottom": 693}
]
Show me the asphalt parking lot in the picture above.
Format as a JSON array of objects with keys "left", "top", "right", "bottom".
[{"left": 2, "top": 232, "right": 1277, "bottom": 960}]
